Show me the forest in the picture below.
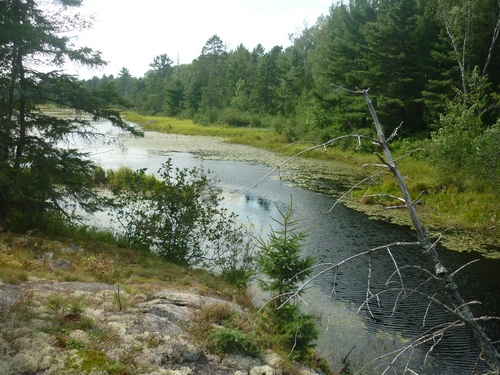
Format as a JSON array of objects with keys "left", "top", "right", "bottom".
[{"left": 83, "top": 0, "right": 500, "bottom": 195}]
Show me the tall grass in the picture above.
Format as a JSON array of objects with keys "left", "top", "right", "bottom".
[
  {"left": 123, "top": 112, "right": 287, "bottom": 149},
  {"left": 93, "top": 165, "right": 159, "bottom": 190}
]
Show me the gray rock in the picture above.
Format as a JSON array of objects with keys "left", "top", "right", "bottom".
[
  {"left": 38, "top": 252, "right": 55, "bottom": 263},
  {"left": 0, "top": 283, "right": 21, "bottom": 310},
  {"left": 49, "top": 258, "right": 72, "bottom": 271},
  {"left": 0, "top": 280, "right": 320, "bottom": 375}
]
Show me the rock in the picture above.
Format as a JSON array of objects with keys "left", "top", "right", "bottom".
[
  {"left": 61, "top": 244, "right": 79, "bottom": 253},
  {"left": 262, "top": 351, "right": 282, "bottom": 367},
  {"left": 38, "top": 252, "right": 56, "bottom": 263},
  {"left": 133, "top": 293, "right": 148, "bottom": 304},
  {"left": 0, "top": 283, "right": 21, "bottom": 310},
  {"left": 0, "top": 280, "right": 321, "bottom": 375},
  {"left": 151, "top": 290, "right": 243, "bottom": 313},
  {"left": 49, "top": 258, "right": 72, "bottom": 270}
]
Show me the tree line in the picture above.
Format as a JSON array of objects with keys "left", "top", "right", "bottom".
[
  {"left": 83, "top": 0, "right": 500, "bottom": 192},
  {"left": 85, "top": 0, "right": 499, "bottom": 133}
]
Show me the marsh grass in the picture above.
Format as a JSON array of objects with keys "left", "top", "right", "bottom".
[{"left": 122, "top": 112, "right": 498, "bottom": 254}]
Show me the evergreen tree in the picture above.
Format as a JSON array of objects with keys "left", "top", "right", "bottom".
[
  {"left": 141, "top": 54, "right": 174, "bottom": 114},
  {"left": 315, "top": 1, "right": 377, "bottom": 133},
  {"left": 250, "top": 45, "right": 283, "bottom": 115},
  {"left": 362, "top": 0, "right": 428, "bottom": 132},
  {"left": 116, "top": 67, "right": 134, "bottom": 99},
  {"left": 200, "top": 35, "right": 228, "bottom": 110},
  {"left": 256, "top": 200, "right": 318, "bottom": 358},
  {"left": 0, "top": 0, "right": 138, "bottom": 229}
]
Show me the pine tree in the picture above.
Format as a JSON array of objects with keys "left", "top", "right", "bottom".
[
  {"left": 0, "top": 0, "right": 138, "bottom": 229},
  {"left": 256, "top": 199, "right": 318, "bottom": 358}
]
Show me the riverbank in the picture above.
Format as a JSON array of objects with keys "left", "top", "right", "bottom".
[
  {"left": 0, "top": 232, "right": 326, "bottom": 375},
  {"left": 122, "top": 113, "right": 499, "bottom": 258}
]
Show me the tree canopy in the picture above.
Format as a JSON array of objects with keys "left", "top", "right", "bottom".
[{"left": 84, "top": 0, "right": 500, "bottom": 130}]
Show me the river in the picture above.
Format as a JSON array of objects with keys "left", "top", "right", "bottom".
[{"left": 81, "top": 120, "right": 500, "bottom": 374}]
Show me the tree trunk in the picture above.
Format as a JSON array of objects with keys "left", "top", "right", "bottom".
[{"left": 363, "top": 89, "right": 500, "bottom": 373}]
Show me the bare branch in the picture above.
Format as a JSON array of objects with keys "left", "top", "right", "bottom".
[
  {"left": 423, "top": 294, "right": 436, "bottom": 328},
  {"left": 451, "top": 259, "right": 480, "bottom": 277},
  {"left": 387, "top": 247, "right": 406, "bottom": 294},
  {"left": 331, "top": 83, "right": 365, "bottom": 94},
  {"left": 224, "top": 133, "right": 377, "bottom": 205},
  {"left": 363, "top": 193, "right": 406, "bottom": 204},
  {"left": 289, "top": 241, "right": 421, "bottom": 303},
  {"left": 328, "top": 169, "right": 389, "bottom": 212},
  {"left": 483, "top": 0, "right": 500, "bottom": 75},
  {"left": 387, "top": 121, "right": 404, "bottom": 143}
]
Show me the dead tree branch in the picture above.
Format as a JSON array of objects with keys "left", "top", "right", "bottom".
[{"left": 360, "top": 89, "right": 500, "bottom": 372}]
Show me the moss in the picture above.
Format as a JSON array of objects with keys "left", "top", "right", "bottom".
[{"left": 79, "top": 349, "right": 108, "bottom": 371}]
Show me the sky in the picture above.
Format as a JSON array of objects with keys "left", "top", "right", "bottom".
[{"left": 68, "top": 0, "right": 333, "bottom": 79}]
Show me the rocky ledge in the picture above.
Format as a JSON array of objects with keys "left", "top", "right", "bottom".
[{"left": 0, "top": 278, "right": 321, "bottom": 375}]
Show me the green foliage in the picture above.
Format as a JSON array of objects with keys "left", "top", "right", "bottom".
[
  {"left": 256, "top": 199, "right": 318, "bottom": 358},
  {"left": 92, "top": 166, "right": 107, "bottom": 185},
  {"left": 208, "top": 327, "right": 260, "bottom": 357},
  {"left": 0, "top": 0, "right": 138, "bottom": 231},
  {"left": 105, "top": 166, "right": 158, "bottom": 190},
  {"left": 431, "top": 68, "right": 499, "bottom": 191},
  {"left": 113, "top": 159, "right": 252, "bottom": 274}
]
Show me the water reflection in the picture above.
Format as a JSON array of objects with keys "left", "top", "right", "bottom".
[{"left": 244, "top": 193, "right": 272, "bottom": 212}]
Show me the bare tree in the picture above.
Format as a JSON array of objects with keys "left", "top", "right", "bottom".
[
  {"left": 245, "top": 88, "right": 500, "bottom": 373},
  {"left": 360, "top": 88, "right": 500, "bottom": 373}
]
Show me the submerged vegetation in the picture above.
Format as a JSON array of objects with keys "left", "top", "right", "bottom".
[{"left": 123, "top": 111, "right": 500, "bottom": 258}]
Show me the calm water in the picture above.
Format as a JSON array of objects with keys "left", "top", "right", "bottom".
[{"left": 80, "top": 121, "right": 500, "bottom": 374}]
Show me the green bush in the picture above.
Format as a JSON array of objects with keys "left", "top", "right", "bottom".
[
  {"left": 431, "top": 67, "right": 498, "bottom": 192},
  {"left": 113, "top": 159, "right": 251, "bottom": 270},
  {"left": 208, "top": 327, "right": 259, "bottom": 357}
]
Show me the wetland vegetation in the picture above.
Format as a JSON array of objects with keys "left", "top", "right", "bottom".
[{"left": 123, "top": 111, "right": 500, "bottom": 258}]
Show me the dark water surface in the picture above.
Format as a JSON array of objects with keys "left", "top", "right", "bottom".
[{"left": 85, "top": 123, "right": 500, "bottom": 374}]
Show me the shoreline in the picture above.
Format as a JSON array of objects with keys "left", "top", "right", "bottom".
[{"left": 119, "top": 129, "right": 499, "bottom": 258}]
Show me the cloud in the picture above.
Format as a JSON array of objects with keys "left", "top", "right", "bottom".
[{"left": 70, "top": 0, "right": 330, "bottom": 78}]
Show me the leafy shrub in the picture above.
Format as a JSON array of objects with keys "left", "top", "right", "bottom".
[
  {"left": 113, "top": 159, "right": 251, "bottom": 269},
  {"left": 431, "top": 68, "right": 498, "bottom": 192},
  {"left": 218, "top": 108, "right": 252, "bottom": 127}
]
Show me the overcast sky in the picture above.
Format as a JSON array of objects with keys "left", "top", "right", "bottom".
[{"left": 68, "top": 0, "right": 333, "bottom": 79}]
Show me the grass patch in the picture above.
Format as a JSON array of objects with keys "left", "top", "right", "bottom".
[{"left": 0, "top": 230, "right": 242, "bottom": 299}]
